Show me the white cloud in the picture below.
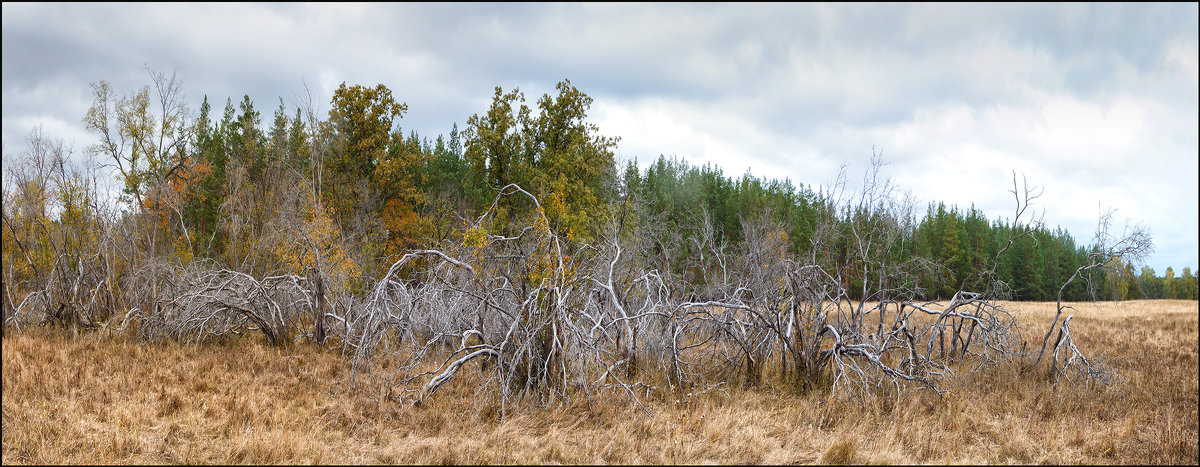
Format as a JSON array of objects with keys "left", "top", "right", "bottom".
[
  {"left": 2, "top": 3, "right": 1195, "bottom": 271},
  {"left": 1166, "top": 40, "right": 1199, "bottom": 84}
]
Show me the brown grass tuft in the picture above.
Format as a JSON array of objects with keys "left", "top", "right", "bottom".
[{"left": 820, "top": 436, "right": 858, "bottom": 464}]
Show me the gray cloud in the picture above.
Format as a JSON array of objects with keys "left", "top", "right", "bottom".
[{"left": 3, "top": 3, "right": 1196, "bottom": 271}]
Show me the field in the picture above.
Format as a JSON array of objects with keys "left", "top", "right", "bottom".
[{"left": 3, "top": 300, "right": 1197, "bottom": 464}]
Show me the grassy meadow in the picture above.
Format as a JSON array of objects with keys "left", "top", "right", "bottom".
[{"left": 3, "top": 300, "right": 1197, "bottom": 464}]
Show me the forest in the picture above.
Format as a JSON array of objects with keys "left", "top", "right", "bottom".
[
  {"left": 5, "top": 75, "right": 1192, "bottom": 310},
  {"left": 3, "top": 70, "right": 1198, "bottom": 465},
  {"left": 1, "top": 71, "right": 1193, "bottom": 407}
]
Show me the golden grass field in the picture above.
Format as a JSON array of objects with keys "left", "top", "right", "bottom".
[{"left": 3, "top": 300, "right": 1197, "bottom": 464}]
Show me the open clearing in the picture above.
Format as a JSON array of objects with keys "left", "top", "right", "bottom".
[{"left": 3, "top": 300, "right": 1196, "bottom": 464}]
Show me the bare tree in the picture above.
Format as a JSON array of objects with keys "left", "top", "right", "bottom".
[
  {"left": 7, "top": 101, "right": 1150, "bottom": 420},
  {"left": 82, "top": 67, "right": 197, "bottom": 339},
  {"left": 312, "top": 155, "right": 1134, "bottom": 418},
  {"left": 2, "top": 128, "right": 118, "bottom": 333},
  {"left": 1034, "top": 206, "right": 1151, "bottom": 384}
]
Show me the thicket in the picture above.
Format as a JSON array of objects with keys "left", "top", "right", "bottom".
[{"left": 2, "top": 70, "right": 1176, "bottom": 414}]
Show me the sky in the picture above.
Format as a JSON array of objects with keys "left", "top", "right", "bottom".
[{"left": 3, "top": 3, "right": 1197, "bottom": 272}]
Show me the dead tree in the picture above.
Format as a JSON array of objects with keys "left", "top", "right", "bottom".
[
  {"left": 329, "top": 185, "right": 579, "bottom": 415},
  {"left": 2, "top": 128, "right": 120, "bottom": 334},
  {"left": 348, "top": 163, "right": 1112, "bottom": 413},
  {"left": 1034, "top": 207, "right": 1151, "bottom": 384},
  {"left": 118, "top": 263, "right": 314, "bottom": 346}
]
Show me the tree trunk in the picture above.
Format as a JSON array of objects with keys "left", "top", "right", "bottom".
[{"left": 313, "top": 270, "right": 326, "bottom": 346}]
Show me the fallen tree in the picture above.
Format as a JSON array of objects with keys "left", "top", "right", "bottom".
[{"left": 3, "top": 159, "right": 1150, "bottom": 418}]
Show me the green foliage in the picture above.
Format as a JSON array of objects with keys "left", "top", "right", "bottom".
[
  {"left": 182, "top": 95, "right": 227, "bottom": 257},
  {"left": 13, "top": 74, "right": 1183, "bottom": 320},
  {"left": 465, "top": 86, "right": 529, "bottom": 213},
  {"left": 461, "top": 80, "right": 621, "bottom": 241},
  {"left": 83, "top": 80, "right": 182, "bottom": 207},
  {"left": 1149, "top": 265, "right": 1200, "bottom": 301},
  {"left": 528, "top": 79, "right": 619, "bottom": 241},
  {"left": 1179, "top": 268, "right": 1198, "bottom": 300},
  {"left": 375, "top": 129, "right": 431, "bottom": 256},
  {"left": 324, "top": 82, "right": 407, "bottom": 230}
]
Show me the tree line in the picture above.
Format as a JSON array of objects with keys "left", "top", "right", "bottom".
[
  {"left": 4, "top": 70, "right": 1168, "bottom": 409},
  {"left": 3, "top": 73, "right": 1193, "bottom": 320}
]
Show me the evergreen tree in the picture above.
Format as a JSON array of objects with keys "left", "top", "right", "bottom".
[{"left": 185, "top": 95, "right": 227, "bottom": 258}]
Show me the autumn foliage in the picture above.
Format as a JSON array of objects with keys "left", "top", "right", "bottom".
[{"left": 1, "top": 71, "right": 1195, "bottom": 466}]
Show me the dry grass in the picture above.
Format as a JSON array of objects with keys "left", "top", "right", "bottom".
[{"left": 3, "top": 300, "right": 1197, "bottom": 464}]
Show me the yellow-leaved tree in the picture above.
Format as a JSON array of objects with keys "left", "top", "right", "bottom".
[{"left": 273, "top": 190, "right": 360, "bottom": 295}]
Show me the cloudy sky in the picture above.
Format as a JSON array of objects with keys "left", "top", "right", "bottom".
[{"left": 3, "top": 3, "right": 1197, "bottom": 272}]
